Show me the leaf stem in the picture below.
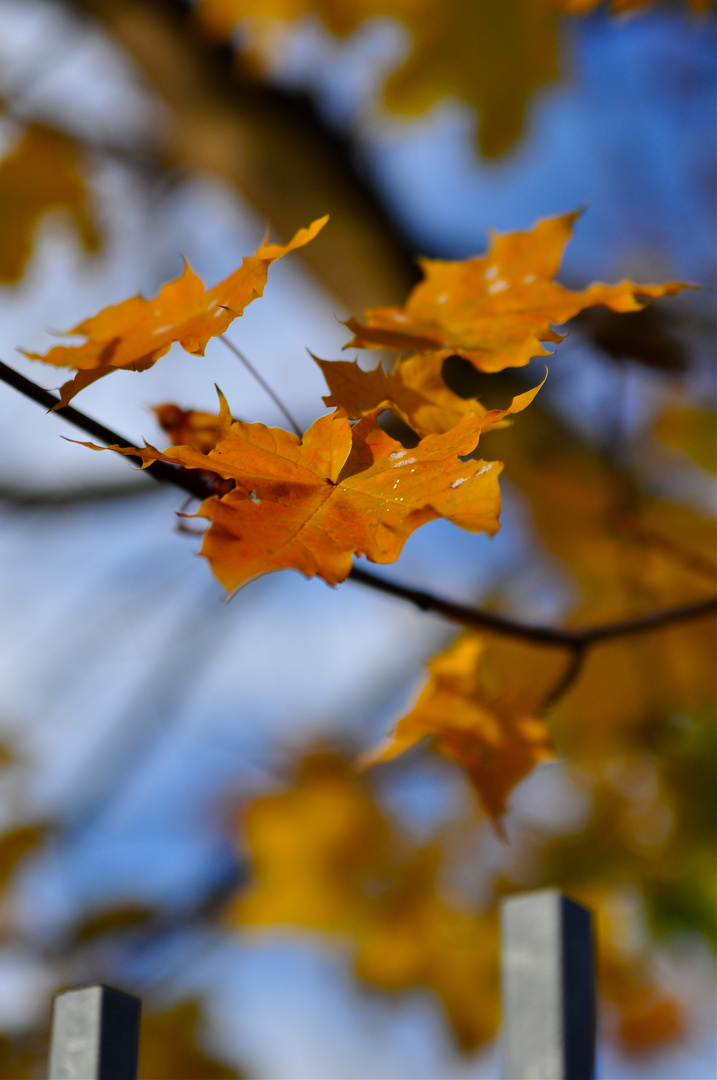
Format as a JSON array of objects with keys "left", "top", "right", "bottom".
[
  {"left": 1, "top": 359, "right": 714, "bottom": 661},
  {"left": 218, "top": 335, "right": 302, "bottom": 438}
]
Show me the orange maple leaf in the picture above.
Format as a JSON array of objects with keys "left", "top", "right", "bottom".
[
  {"left": 345, "top": 212, "right": 690, "bottom": 373},
  {"left": 154, "top": 403, "right": 226, "bottom": 455},
  {"left": 85, "top": 393, "right": 503, "bottom": 591},
  {"left": 364, "top": 634, "right": 556, "bottom": 830},
  {"left": 315, "top": 353, "right": 476, "bottom": 436},
  {"left": 152, "top": 402, "right": 236, "bottom": 497},
  {"left": 316, "top": 353, "right": 546, "bottom": 435},
  {"left": 23, "top": 216, "right": 328, "bottom": 407}
]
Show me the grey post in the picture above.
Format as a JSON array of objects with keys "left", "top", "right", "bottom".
[
  {"left": 48, "top": 985, "right": 141, "bottom": 1080},
  {"left": 500, "top": 889, "right": 596, "bottom": 1080}
]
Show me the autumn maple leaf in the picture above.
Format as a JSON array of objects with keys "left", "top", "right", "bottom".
[
  {"left": 314, "top": 353, "right": 475, "bottom": 436},
  {"left": 154, "top": 403, "right": 226, "bottom": 456},
  {"left": 23, "top": 216, "right": 327, "bottom": 407},
  {"left": 345, "top": 212, "right": 690, "bottom": 373},
  {"left": 364, "top": 634, "right": 557, "bottom": 830},
  {"left": 85, "top": 392, "right": 503, "bottom": 592},
  {"left": 316, "top": 353, "right": 546, "bottom": 436}
]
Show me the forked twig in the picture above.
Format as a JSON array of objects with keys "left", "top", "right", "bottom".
[{"left": 540, "top": 645, "right": 586, "bottom": 710}]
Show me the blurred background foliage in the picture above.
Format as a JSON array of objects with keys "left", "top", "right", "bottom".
[{"left": 0, "top": 0, "right": 714, "bottom": 1076}]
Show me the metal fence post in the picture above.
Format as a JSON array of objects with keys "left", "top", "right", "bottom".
[
  {"left": 500, "top": 889, "right": 596, "bottom": 1080},
  {"left": 48, "top": 984, "right": 141, "bottom": 1080}
]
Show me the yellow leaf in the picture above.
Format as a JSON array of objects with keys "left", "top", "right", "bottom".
[
  {"left": 0, "top": 124, "right": 99, "bottom": 284},
  {"left": 154, "top": 403, "right": 227, "bottom": 455},
  {"left": 481, "top": 404, "right": 716, "bottom": 625},
  {"left": 195, "top": 0, "right": 396, "bottom": 40},
  {"left": 230, "top": 753, "right": 500, "bottom": 1049},
  {"left": 654, "top": 405, "right": 717, "bottom": 475},
  {"left": 23, "top": 216, "right": 327, "bottom": 407},
  {"left": 476, "top": 403, "right": 717, "bottom": 761},
  {"left": 315, "top": 353, "right": 478, "bottom": 435},
  {"left": 233, "top": 753, "right": 390, "bottom": 933},
  {"left": 139, "top": 1001, "right": 240, "bottom": 1079},
  {"left": 0, "top": 744, "right": 16, "bottom": 770},
  {"left": 316, "top": 353, "right": 545, "bottom": 435},
  {"left": 382, "top": 0, "right": 559, "bottom": 158},
  {"left": 346, "top": 213, "right": 690, "bottom": 373},
  {"left": 365, "top": 635, "right": 558, "bottom": 828},
  {"left": 0, "top": 1036, "right": 38, "bottom": 1079},
  {"left": 355, "top": 881, "right": 501, "bottom": 1050},
  {"left": 0, "top": 824, "right": 46, "bottom": 891},
  {"left": 554, "top": 621, "right": 716, "bottom": 767}
]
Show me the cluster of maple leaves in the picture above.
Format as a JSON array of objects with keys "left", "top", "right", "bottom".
[{"left": 25, "top": 210, "right": 688, "bottom": 833}]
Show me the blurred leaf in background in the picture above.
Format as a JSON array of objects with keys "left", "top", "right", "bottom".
[{"left": 0, "top": 123, "right": 100, "bottom": 283}]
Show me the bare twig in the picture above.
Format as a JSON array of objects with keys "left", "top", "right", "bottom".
[
  {"left": 347, "top": 566, "right": 716, "bottom": 648},
  {"left": 0, "top": 478, "right": 159, "bottom": 505},
  {"left": 540, "top": 645, "right": 586, "bottom": 710},
  {"left": 0, "top": 360, "right": 208, "bottom": 500},
  {"left": 218, "top": 335, "right": 302, "bottom": 437},
  {"left": 1, "top": 360, "right": 715, "bottom": 668}
]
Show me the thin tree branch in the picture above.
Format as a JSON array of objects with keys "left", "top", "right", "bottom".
[
  {"left": 348, "top": 566, "right": 716, "bottom": 647},
  {"left": 0, "top": 360, "right": 208, "bottom": 500},
  {"left": 218, "top": 335, "right": 302, "bottom": 437},
  {"left": 0, "top": 478, "right": 160, "bottom": 506},
  {"left": 2, "top": 359, "right": 715, "bottom": 654},
  {"left": 578, "top": 599, "right": 717, "bottom": 644},
  {"left": 347, "top": 565, "right": 579, "bottom": 644},
  {"left": 540, "top": 644, "right": 586, "bottom": 710}
]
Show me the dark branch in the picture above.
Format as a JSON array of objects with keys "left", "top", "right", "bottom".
[
  {"left": 541, "top": 645, "right": 586, "bottom": 710},
  {"left": 348, "top": 567, "right": 716, "bottom": 648},
  {"left": 0, "top": 360, "right": 209, "bottom": 500},
  {"left": 348, "top": 565, "right": 582, "bottom": 645},
  {"left": 579, "top": 600, "right": 717, "bottom": 644},
  {"left": 0, "top": 478, "right": 162, "bottom": 506},
  {"left": 2, "top": 359, "right": 715, "bottom": 660}
]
